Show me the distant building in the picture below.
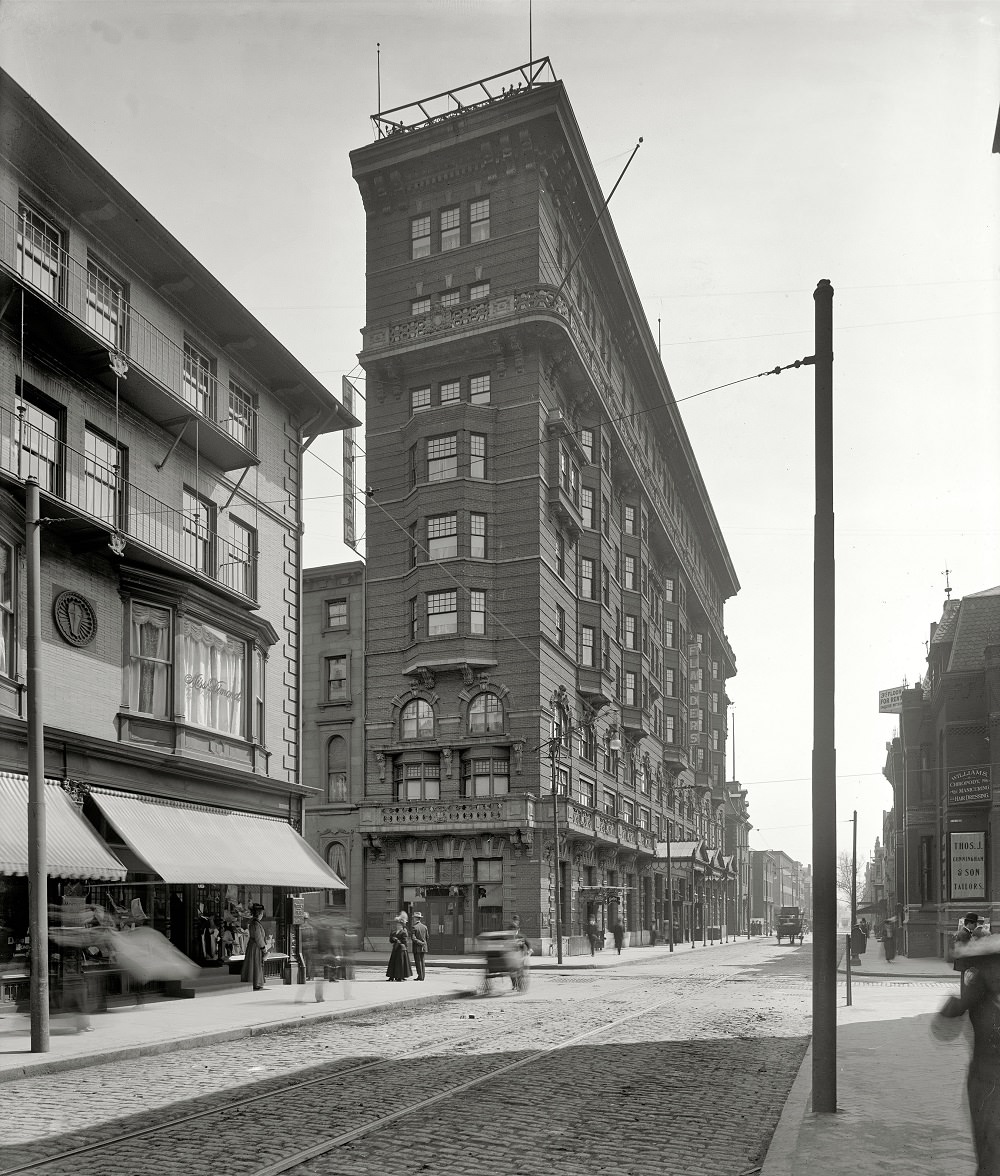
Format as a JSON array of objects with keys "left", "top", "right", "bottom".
[
  {"left": 350, "top": 62, "right": 738, "bottom": 955},
  {"left": 722, "top": 780, "right": 752, "bottom": 935},
  {"left": 883, "top": 585, "right": 1000, "bottom": 957}
]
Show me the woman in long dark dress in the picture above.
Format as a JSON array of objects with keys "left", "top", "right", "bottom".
[
  {"left": 934, "top": 937, "right": 1000, "bottom": 1175},
  {"left": 386, "top": 915, "right": 412, "bottom": 981},
  {"left": 240, "top": 905, "right": 267, "bottom": 991},
  {"left": 882, "top": 919, "right": 896, "bottom": 962}
]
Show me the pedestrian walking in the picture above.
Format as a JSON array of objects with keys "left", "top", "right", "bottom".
[
  {"left": 240, "top": 904, "right": 267, "bottom": 991},
  {"left": 613, "top": 921, "right": 625, "bottom": 955},
  {"left": 881, "top": 918, "right": 896, "bottom": 962},
  {"left": 953, "top": 912, "right": 987, "bottom": 994},
  {"left": 60, "top": 945, "right": 94, "bottom": 1032},
  {"left": 933, "top": 934, "right": 1000, "bottom": 1176},
  {"left": 859, "top": 916, "right": 869, "bottom": 939},
  {"left": 411, "top": 911, "right": 429, "bottom": 980},
  {"left": 586, "top": 916, "right": 599, "bottom": 956},
  {"left": 386, "top": 914, "right": 412, "bottom": 981}
]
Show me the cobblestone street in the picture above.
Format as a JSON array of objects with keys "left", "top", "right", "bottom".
[{"left": 0, "top": 941, "right": 811, "bottom": 1176}]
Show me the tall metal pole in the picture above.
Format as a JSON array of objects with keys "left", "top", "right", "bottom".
[
  {"left": 666, "top": 819, "right": 674, "bottom": 951},
  {"left": 690, "top": 856, "right": 695, "bottom": 949},
  {"left": 550, "top": 740, "right": 563, "bottom": 965},
  {"left": 811, "top": 278, "right": 836, "bottom": 1113},
  {"left": 851, "top": 809, "right": 858, "bottom": 933},
  {"left": 26, "top": 478, "right": 49, "bottom": 1052}
]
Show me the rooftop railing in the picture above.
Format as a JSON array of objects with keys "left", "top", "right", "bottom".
[
  {"left": 0, "top": 200, "right": 258, "bottom": 457},
  {"left": 0, "top": 403, "right": 256, "bottom": 600},
  {"left": 371, "top": 58, "right": 557, "bottom": 138}
]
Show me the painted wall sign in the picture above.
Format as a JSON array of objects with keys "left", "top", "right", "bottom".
[
  {"left": 948, "top": 766, "right": 992, "bottom": 806},
  {"left": 949, "top": 831, "right": 986, "bottom": 900}
]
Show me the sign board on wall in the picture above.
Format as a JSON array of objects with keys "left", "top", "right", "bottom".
[
  {"left": 949, "top": 831, "right": 986, "bottom": 900},
  {"left": 878, "top": 686, "right": 905, "bottom": 714},
  {"left": 948, "top": 766, "right": 992, "bottom": 806}
]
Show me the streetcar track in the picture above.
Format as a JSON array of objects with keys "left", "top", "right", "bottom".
[{"left": 2, "top": 974, "right": 676, "bottom": 1176}]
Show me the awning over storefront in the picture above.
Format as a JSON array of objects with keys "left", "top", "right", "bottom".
[
  {"left": 0, "top": 773, "right": 127, "bottom": 881},
  {"left": 89, "top": 789, "right": 346, "bottom": 890}
]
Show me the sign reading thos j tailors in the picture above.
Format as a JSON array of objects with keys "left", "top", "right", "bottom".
[
  {"left": 948, "top": 766, "right": 992, "bottom": 806},
  {"left": 950, "top": 831, "right": 986, "bottom": 900}
]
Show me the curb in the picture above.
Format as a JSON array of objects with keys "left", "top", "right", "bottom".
[
  {"left": 0, "top": 988, "right": 463, "bottom": 1085},
  {"left": 759, "top": 1039, "right": 813, "bottom": 1176}
]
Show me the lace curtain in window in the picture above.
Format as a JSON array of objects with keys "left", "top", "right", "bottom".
[{"left": 181, "top": 617, "right": 245, "bottom": 735}]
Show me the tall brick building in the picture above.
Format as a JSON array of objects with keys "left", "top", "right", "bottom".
[
  {"left": 351, "top": 62, "right": 738, "bottom": 955},
  {"left": 0, "top": 68, "right": 353, "bottom": 981}
]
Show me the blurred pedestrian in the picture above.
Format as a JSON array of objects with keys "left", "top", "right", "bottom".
[
  {"left": 411, "top": 911, "right": 429, "bottom": 981},
  {"left": 296, "top": 913, "right": 321, "bottom": 1003},
  {"left": 933, "top": 935, "right": 1000, "bottom": 1176},
  {"left": 386, "top": 915, "right": 412, "bottom": 981},
  {"left": 241, "top": 904, "right": 267, "bottom": 991},
  {"left": 954, "top": 913, "right": 987, "bottom": 994},
  {"left": 61, "top": 945, "right": 94, "bottom": 1033},
  {"left": 586, "top": 916, "right": 599, "bottom": 956},
  {"left": 613, "top": 921, "right": 625, "bottom": 955},
  {"left": 882, "top": 918, "right": 896, "bottom": 962}
]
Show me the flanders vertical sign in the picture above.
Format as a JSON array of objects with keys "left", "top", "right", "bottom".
[{"left": 342, "top": 376, "right": 360, "bottom": 550}]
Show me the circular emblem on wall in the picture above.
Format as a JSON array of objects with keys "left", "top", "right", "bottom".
[{"left": 53, "top": 591, "right": 98, "bottom": 647}]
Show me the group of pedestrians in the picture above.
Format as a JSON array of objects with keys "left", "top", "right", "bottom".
[
  {"left": 386, "top": 910, "right": 429, "bottom": 981},
  {"left": 585, "top": 917, "right": 626, "bottom": 956},
  {"left": 294, "top": 911, "right": 357, "bottom": 1002}
]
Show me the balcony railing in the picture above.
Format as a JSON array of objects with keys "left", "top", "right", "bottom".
[
  {"left": 361, "top": 283, "right": 724, "bottom": 631},
  {"left": 1, "top": 200, "right": 258, "bottom": 457},
  {"left": 0, "top": 404, "right": 256, "bottom": 599}
]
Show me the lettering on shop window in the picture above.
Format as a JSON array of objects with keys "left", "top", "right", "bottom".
[{"left": 185, "top": 673, "right": 243, "bottom": 703}]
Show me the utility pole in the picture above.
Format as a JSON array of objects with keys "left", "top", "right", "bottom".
[
  {"left": 811, "top": 278, "right": 836, "bottom": 1114},
  {"left": 26, "top": 478, "right": 49, "bottom": 1052}
]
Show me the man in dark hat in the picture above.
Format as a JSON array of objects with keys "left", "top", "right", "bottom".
[
  {"left": 954, "top": 913, "right": 987, "bottom": 993},
  {"left": 410, "top": 911, "right": 429, "bottom": 981}
]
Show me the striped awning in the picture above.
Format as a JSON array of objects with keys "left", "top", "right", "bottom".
[
  {"left": 0, "top": 773, "right": 126, "bottom": 881},
  {"left": 89, "top": 789, "right": 346, "bottom": 890}
]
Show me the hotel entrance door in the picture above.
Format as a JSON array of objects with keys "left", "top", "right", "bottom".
[{"left": 426, "top": 893, "right": 466, "bottom": 955}]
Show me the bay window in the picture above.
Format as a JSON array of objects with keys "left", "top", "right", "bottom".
[{"left": 181, "top": 617, "right": 245, "bottom": 736}]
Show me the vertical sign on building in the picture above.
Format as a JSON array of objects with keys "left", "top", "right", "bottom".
[
  {"left": 949, "top": 831, "right": 986, "bottom": 900},
  {"left": 342, "top": 376, "right": 359, "bottom": 549}
]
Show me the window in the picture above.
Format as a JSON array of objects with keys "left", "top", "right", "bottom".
[
  {"left": 581, "top": 487, "right": 594, "bottom": 530},
  {"left": 327, "top": 736, "right": 348, "bottom": 802},
  {"left": 470, "top": 433, "right": 487, "bottom": 479},
  {"left": 556, "top": 605, "right": 566, "bottom": 650},
  {"left": 624, "top": 555, "right": 636, "bottom": 591},
  {"left": 470, "top": 280, "right": 490, "bottom": 301},
  {"left": 326, "top": 599, "right": 348, "bottom": 628},
  {"left": 664, "top": 619, "right": 675, "bottom": 649},
  {"left": 469, "top": 691, "right": 504, "bottom": 734},
  {"left": 602, "top": 496, "right": 610, "bottom": 538},
  {"left": 129, "top": 603, "right": 171, "bottom": 718},
  {"left": 0, "top": 542, "right": 12, "bottom": 678},
  {"left": 602, "top": 631, "right": 612, "bottom": 672},
  {"left": 409, "top": 523, "right": 418, "bottom": 568},
  {"left": 181, "top": 616, "right": 245, "bottom": 735},
  {"left": 639, "top": 808, "right": 651, "bottom": 831},
  {"left": 580, "top": 625, "right": 595, "bottom": 667},
  {"left": 579, "top": 725, "right": 596, "bottom": 764},
  {"left": 470, "top": 589, "right": 486, "bottom": 635},
  {"left": 470, "top": 513, "right": 487, "bottom": 558},
  {"left": 427, "top": 434, "right": 457, "bottom": 481},
  {"left": 463, "top": 756, "right": 510, "bottom": 798},
  {"left": 326, "top": 655, "right": 348, "bottom": 700},
  {"left": 440, "top": 379, "right": 461, "bottom": 404},
  {"left": 228, "top": 517, "right": 256, "bottom": 598},
  {"left": 624, "top": 614, "right": 638, "bottom": 651},
  {"left": 86, "top": 259, "right": 126, "bottom": 349},
  {"left": 624, "top": 504, "right": 636, "bottom": 535},
  {"left": 665, "top": 577, "right": 675, "bottom": 603},
  {"left": 580, "top": 557, "right": 595, "bottom": 600},
  {"left": 625, "top": 671, "right": 638, "bottom": 707},
  {"left": 408, "top": 597, "right": 418, "bottom": 640},
  {"left": 227, "top": 381, "right": 257, "bottom": 451},
  {"left": 601, "top": 435, "right": 611, "bottom": 474},
  {"left": 17, "top": 203, "right": 61, "bottom": 300},
  {"left": 411, "top": 386, "right": 431, "bottom": 413},
  {"left": 411, "top": 214, "right": 431, "bottom": 259},
  {"left": 395, "top": 760, "right": 440, "bottom": 801},
  {"left": 664, "top": 668, "right": 675, "bottom": 697},
  {"left": 441, "top": 289, "right": 461, "bottom": 308},
  {"left": 182, "top": 340, "right": 215, "bottom": 417},
  {"left": 84, "top": 425, "right": 123, "bottom": 528},
  {"left": 427, "top": 590, "right": 458, "bottom": 635},
  {"left": 712, "top": 660, "right": 720, "bottom": 680},
  {"left": 401, "top": 699, "right": 434, "bottom": 740},
  {"left": 665, "top": 714, "right": 675, "bottom": 744},
  {"left": 411, "top": 296, "right": 430, "bottom": 316},
  {"left": 427, "top": 514, "right": 458, "bottom": 560},
  {"left": 440, "top": 206, "right": 461, "bottom": 251},
  {"left": 470, "top": 374, "right": 490, "bottom": 404},
  {"left": 621, "top": 799, "right": 635, "bottom": 826},
  {"left": 556, "top": 533, "right": 565, "bottom": 578},
  {"left": 580, "top": 428, "right": 594, "bottom": 463},
  {"left": 182, "top": 488, "right": 215, "bottom": 574},
  {"left": 603, "top": 790, "right": 617, "bottom": 817},
  {"left": 18, "top": 389, "right": 60, "bottom": 494},
  {"left": 470, "top": 197, "right": 490, "bottom": 242}
]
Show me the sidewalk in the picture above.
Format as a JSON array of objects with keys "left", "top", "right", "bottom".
[{"left": 762, "top": 949, "right": 976, "bottom": 1176}]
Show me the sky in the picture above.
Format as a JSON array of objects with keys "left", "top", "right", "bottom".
[{"left": 2, "top": 0, "right": 997, "bottom": 870}]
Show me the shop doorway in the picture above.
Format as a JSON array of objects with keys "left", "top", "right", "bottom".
[{"left": 426, "top": 893, "right": 465, "bottom": 954}]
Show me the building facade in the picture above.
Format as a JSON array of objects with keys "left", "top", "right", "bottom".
[
  {"left": 302, "top": 561, "right": 366, "bottom": 929},
  {"left": 0, "top": 69, "right": 353, "bottom": 985},
  {"left": 883, "top": 586, "right": 1000, "bottom": 958},
  {"left": 722, "top": 780, "right": 752, "bottom": 936},
  {"left": 351, "top": 62, "right": 738, "bottom": 955}
]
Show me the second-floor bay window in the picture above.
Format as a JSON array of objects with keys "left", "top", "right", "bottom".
[
  {"left": 427, "top": 513, "right": 458, "bottom": 559},
  {"left": 427, "top": 434, "right": 457, "bottom": 482},
  {"left": 427, "top": 590, "right": 457, "bottom": 635},
  {"left": 181, "top": 617, "right": 245, "bottom": 736},
  {"left": 129, "top": 603, "right": 172, "bottom": 719}
]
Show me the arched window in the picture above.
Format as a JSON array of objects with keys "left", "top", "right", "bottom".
[
  {"left": 401, "top": 699, "right": 434, "bottom": 740},
  {"left": 468, "top": 691, "right": 503, "bottom": 735},
  {"left": 326, "top": 841, "right": 347, "bottom": 907},
  {"left": 327, "top": 735, "right": 348, "bottom": 802}
]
